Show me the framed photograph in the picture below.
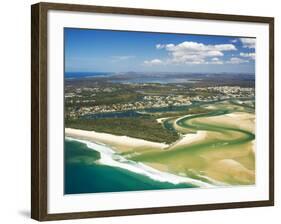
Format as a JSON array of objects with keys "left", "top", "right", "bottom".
[{"left": 31, "top": 2, "right": 274, "bottom": 221}]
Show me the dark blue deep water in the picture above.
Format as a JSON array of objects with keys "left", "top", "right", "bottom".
[{"left": 64, "top": 139, "right": 195, "bottom": 194}]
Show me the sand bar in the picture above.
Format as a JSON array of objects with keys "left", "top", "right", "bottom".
[{"left": 169, "top": 131, "right": 207, "bottom": 150}]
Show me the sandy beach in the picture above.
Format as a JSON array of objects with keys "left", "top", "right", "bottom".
[
  {"left": 168, "top": 131, "right": 207, "bottom": 150},
  {"left": 65, "top": 109, "right": 255, "bottom": 186},
  {"left": 65, "top": 128, "right": 168, "bottom": 153}
]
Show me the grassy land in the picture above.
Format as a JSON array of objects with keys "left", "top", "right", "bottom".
[
  {"left": 65, "top": 117, "right": 179, "bottom": 144},
  {"left": 65, "top": 106, "right": 212, "bottom": 144}
]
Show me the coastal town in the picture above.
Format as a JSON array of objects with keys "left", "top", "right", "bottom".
[{"left": 65, "top": 82, "right": 255, "bottom": 119}]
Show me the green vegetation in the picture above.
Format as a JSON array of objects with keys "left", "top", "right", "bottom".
[
  {"left": 65, "top": 89, "right": 141, "bottom": 107},
  {"left": 65, "top": 117, "right": 179, "bottom": 144},
  {"left": 65, "top": 106, "right": 213, "bottom": 144},
  {"left": 64, "top": 75, "right": 256, "bottom": 185}
]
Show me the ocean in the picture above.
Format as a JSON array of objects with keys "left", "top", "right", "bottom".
[
  {"left": 65, "top": 72, "right": 113, "bottom": 79},
  {"left": 64, "top": 138, "right": 196, "bottom": 194}
]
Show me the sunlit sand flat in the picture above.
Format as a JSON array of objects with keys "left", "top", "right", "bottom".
[{"left": 66, "top": 101, "right": 255, "bottom": 186}]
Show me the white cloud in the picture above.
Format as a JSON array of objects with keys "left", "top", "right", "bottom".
[
  {"left": 240, "top": 52, "right": 255, "bottom": 60},
  {"left": 156, "top": 44, "right": 165, "bottom": 49},
  {"left": 240, "top": 38, "right": 255, "bottom": 48},
  {"left": 154, "top": 41, "right": 236, "bottom": 65},
  {"left": 143, "top": 59, "right": 164, "bottom": 66},
  {"left": 211, "top": 57, "right": 219, "bottom": 61},
  {"left": 226, "top": 57, "right": 249, "bottom": 64},
  {"left": 230, "top": 39, "right": 238, "bottom": 43},
  {"left": 208, "top": 57, "right": 223, "bottom": 64}
]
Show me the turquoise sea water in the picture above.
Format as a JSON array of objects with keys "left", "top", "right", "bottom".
[{"left": 64, "top": 139, "right": 195, "bottom": 194}]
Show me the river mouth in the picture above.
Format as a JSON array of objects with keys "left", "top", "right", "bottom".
[{"left": 65, "top": 99, "right": 256, "bottom": 194}]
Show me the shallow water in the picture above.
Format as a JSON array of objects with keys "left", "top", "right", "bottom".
[{"left": 64, "top": 139, "right": 196, "bottom": 194}]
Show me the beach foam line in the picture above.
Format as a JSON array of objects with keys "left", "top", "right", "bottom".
[{"left": 66, "top": 137, "right": 213, "bottom": 188}]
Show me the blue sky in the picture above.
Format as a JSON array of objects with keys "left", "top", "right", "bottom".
[{"left": 64, "top": 28, "right": 255, "bottom": 73}]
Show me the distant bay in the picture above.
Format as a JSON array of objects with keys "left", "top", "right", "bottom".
[{"left": 65, "top": 72, "right": 114, "bottom": 79}]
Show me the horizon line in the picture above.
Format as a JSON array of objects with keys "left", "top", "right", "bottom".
[{"left": 65, "top": 71, "right": 255, "bottom": 74}]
